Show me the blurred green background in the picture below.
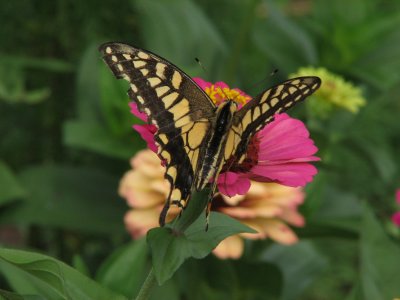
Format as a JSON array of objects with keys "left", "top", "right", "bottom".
[{"left": 1, "top": 0, "right": 400, "bottom": 299}]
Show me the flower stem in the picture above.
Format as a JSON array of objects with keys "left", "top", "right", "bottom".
[{"left": 135, "top": 267, "right": 157, "bottom": 300}]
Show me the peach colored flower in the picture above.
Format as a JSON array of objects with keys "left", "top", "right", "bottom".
[
  {"left": 120, "top": 151, "right": 306, "bottom": 260},
  {"left": 212, "top": 235, "right": 244, "bottom": 259},
  {"left": 212, "top": 181, "right": 305, "bottom": 259},
  {"left": 119, "top": 150, "right": 180, "bottom": 238}
]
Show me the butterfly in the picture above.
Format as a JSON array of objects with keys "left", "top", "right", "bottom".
[{"left": 99, "top": 42, "right": 321, "bottom": 227}]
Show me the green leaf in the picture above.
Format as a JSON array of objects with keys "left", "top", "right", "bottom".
[
  {"left": 172, "top": 189, "right": 208, "bottom": 232},
  {"left": 0, "top": 289, "right": 44, "bottom": 300},
  {"left": 261, "top": 241, "right": 328, "bottom": 300},
  {"left": 66, "top": 45, "right": 147, "bottom": 159},
  {"left": 360, "top": 205, "right": 400, "bottom": 299},
  {"left": 135, "top": 0, "right": 226, "bottom": 67},
  {"left": 99, "top": 63, "right": 135, "bottom": 137},
  {"left": 64, "top": 120, "right": 143, "bottom": 159},
  {"left": 147, "top": 212, "right": 256, "bottom": 284},
  {"left": 177, "top": 255, "right": 282, "bottom": 300},
  {"left": 0, "top": 55, "right": 73, "bottom": 73},
  {"left": 150, "top": 278, "right": 180, "bottom": 300},
  {"left": 178, "top": 257, "right": 238, "bottom": 300},
  {"left": 252, "top": 1, "right": 317, "bottom": 73},
  {"left": 0, "top": 248, "right": 126, "bottom": 300},
  {"left": 96, "top": 239, "right": 148, "bottom": 297},
  {"left": 357, "top": 141, "right": 396, "bottom": 184},
  {"left": 0, "top": 160, "right": 25, "bottom": 206},
  {"left": 72, "top": 255, "right": 90, "bottom": 278},
  {"left": 233, "top": 260, "right": 282, "bottom": 299},
  {"left": 2, "top": 165, "right": 126, "bottom": 234},
  {"left": 345, "top": 281, "right": 363, "bottom": 300},
  {"left": 75, "top": 44, "right": 102, "bottom": 122}
]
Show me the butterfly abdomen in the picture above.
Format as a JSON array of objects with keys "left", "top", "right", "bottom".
[{"left": 195, "top": 101, "right": 238, "bottom": 190}]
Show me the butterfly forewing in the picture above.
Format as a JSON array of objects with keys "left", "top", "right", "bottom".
[
  {"left": 231, "top": 76, "right": 321, "bottom": 163},
  {"left": 99, "top": 43, "right": 217, "bottom": 225}
]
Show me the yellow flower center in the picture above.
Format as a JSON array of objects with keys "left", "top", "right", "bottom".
[{"left": 204, "top": 85, "right": 251, "bottom": 106}]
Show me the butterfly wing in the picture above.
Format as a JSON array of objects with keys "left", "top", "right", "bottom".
[
  {"left": 227, "top": 77, "right": 321, "bottom": 165},
  {"left": 99, "top": 42, "right": 216, "bottom": 225}
]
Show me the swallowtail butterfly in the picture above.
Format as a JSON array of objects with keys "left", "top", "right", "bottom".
[{"left": 99, "top": 43, "right": 321, "bottom": 226}]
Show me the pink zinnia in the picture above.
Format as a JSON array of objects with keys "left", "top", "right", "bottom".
[
  {"left": 129, "top": 78, "right": 320, "bottom": 197},
  {"left": 392, "top": 189, "right": 400, "bottom": 227}
]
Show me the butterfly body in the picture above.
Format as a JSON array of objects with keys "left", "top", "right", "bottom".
[
  {"left": 99, "top": 42, "right": 321, "bottom": 226},
  {"left": 195, "top": 100, "right": 238, "bottom": 190}
]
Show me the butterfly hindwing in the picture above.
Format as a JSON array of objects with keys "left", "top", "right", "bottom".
[
  {"left": 99, "top": 43, "right": 216, "bottom": 225},
  {"left": 231, "top": 77, "right": 321, "bottom": 163}
]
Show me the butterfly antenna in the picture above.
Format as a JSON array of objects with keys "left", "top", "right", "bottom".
[
  {"left": 246, "top": 68, "right": 279, "bottom": 94},
  {"left": 195, "top": 57, "right": 209, "bottom": 75},
  {"left": 195, "top": 57, "right": 237, "bottom": 103}
]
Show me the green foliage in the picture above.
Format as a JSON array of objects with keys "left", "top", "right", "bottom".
[
  {"left": 1, "top": 0, "right": 400, "bottom": 299},
  {"left": 262, "top": 241, "right": 328, "bottom": 300},
  {"left": 148, "top": 212, "right": 256, "bottom": 284},
  {"left": 0, "top": 161, "right": 25, "bottom": 206},
  {"left": 96, "top": 239, "right": 148, "bottom": 297},
  {"left": 0, "top": 248, "right": 126, "bottom": 300},
  {"left": 359, "top": 206, "right": 400, "bottom": 299},
  {"left": 64, "top": 44, "right": 144, "bottom": 159},
  {"left": 2, "top": 165, "right": 126, "bottom": 234}
]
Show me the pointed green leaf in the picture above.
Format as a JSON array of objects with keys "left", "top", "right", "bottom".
[
  {"left": 0, "top": 248, "right": 126, "bottom": 300},
  {"left": 3, "top": 165, "right": 125, "bottom": 234},
  {"left": 360, "top": 205, "right": 400, "bottom": 299},
  {"left": 0, "top": 160, "right": 25, "bottom": 205},
  {"left": 64, "top": 120, "right": 143, "bottom": 159},
  {"left": 148, "top": 212, "right": 256, "bottom": 284},
  {"left": 262, "top": 241, "right": 328, "bottom": 300},
  {"left": 0, "top": 289, "right": 44, "bottom": 300},
  {"left": 135, "top": 0, "right": 226, "bottom": 66},
  {"left": 96, "top": 239, "right": 148, "bottom": 297}
]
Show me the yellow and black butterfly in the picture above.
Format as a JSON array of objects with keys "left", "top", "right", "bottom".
[{"left": 99, "top": 42, "right": 321, "bottom": 226}]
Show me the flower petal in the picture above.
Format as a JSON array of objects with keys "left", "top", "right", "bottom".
[
  {"left": 219, "top": 205, "right": 282, "bottom": 219},
  {"left": 133, "top": 124, "right": 158, "bottom": 153},
  {"left": 118, "top": 169, "right": 166, "bottom": 209},
  {"left": 279, "top": 209, "right": 305, "bottom": 227},
  {"left": 130, "top": 150, "right": 165, "bottom": 178},
  {"left": 255, "top": 219, "right": 299, "bottom": 245},
  {"left": 391, "top": 211, "right": 400, "bottom": 227},
  {"left": 124, "top": 208, "right": 160, "bottom": 239},
  {"left": 212, "top": 235, "right": 244, "bottom": 259},
  {"left": 214, "top": 81, "right": 230, "bottom": 90},
  {"left": 251, "top": 163, "right": 318, "bottom": 187},
  {"left": 129, "top": 102, "right": 148, "bottom": 122},
  {"left": 244, "top": 113, "right": 319, "bottom": 187},
  {"left": 193, "top": 77, "right": 212, "bottom": 90},
  {"left": 217, "top": 172, "right": 251, "bottom": 197},
  {"left": 257, "top": 114, "right": 318, "bottom": 161}
]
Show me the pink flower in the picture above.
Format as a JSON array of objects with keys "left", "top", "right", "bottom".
[
  {"left": 392, "top": 189, "right": 400, "bottom": 227},
  {"left": 129, "top": 102, "right": 158, "bottom": 153},
  {"left": 392, "top": 212, "right": 400, "bottom": 227},
  {"left": 193, "top": 77, "right": 251, "bottom": 107},
  {"left": 218, "top": 113, "right": 320, "bottom": 196},
  {"left": 129, "top": 78, "right": 319, "bottom": 197}
]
